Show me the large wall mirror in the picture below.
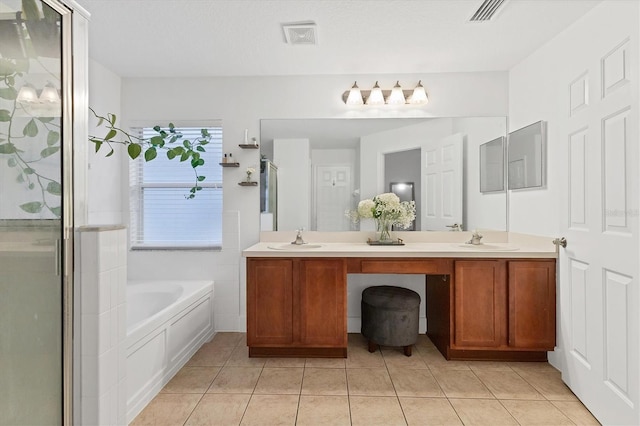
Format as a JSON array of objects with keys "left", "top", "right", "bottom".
[{"left": 260, "top": 117, "right": 507, "bottom": 232}]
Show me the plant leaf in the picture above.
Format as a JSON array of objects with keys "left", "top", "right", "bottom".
[
  {"left": 96, "top": 117, "right": 104, "bottom": 127},
  {"left": 19, "top": 201, "right": 43, "bottom": 213},
  {"left": 48, "top": 206, "right": 61, "bottom": 217},
  {"left": 104, "top": 129, "right": 117, "bottom": 140},
  {"left": 196, "top": 146, "right": 205, "bottom": 152},
  {"left": 41, "top": 146, "right": 59, "bottom": 158},
  {"left": 16, "top": 174, "right": 24, "bottom": 183},
  {"left": 38, "top": 116, "right": 54, "bottom": 123},
  {"left": 106, "top": 148, "right": 114, "bottom": 157},
  {"left": 167, "top": 150, "right": 176, "bottom": 160},
  {"left": 23, "top": 119, "right": 38, "bottom": 137},
  {"left": 0, "top": 143, "right": 16, "bottom": 154},
  {"left": 109, "top": 113, "right": 116, "bottom": 125},
  {"left": 144, "top": 147, "right": 157, "bottom": 162},
  {"left": 47, "top": 131, "right": 60, "bottom": 146},
  {"left": 0, "top": 87, "right": 17, "bottom": 100},
  {"left": 46, "top": 181, "right": 62, "bottom": 195},
  {"left": 127, "top": 143, "right": 142, "bottom": 159},
  {"left": 7, "top": 158, "right": 16, "bottom": 167},
  {"left": 94, "top": 140, "right": 102, "bottom": 152},
  {"left": 24, "top": 167, "right": 35, "bottom": 175},
  {"left": 180, "top": 151, "right": 190, "bottom": 162},
  {"left": 197, "top": 175, "right": 206, "bottom": 182},
  {"left": 150, "top": 135, "right": 163, "bottom": 146},
  {"left": 0, "top": 109, "right": 11, "bottom": 122}
]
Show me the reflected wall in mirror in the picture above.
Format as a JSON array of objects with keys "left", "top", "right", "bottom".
[
  {"left": 508, "top": 121, "right": 547, "bottom": 190},
  {"left": 260, "top": 117, "right": 507, "bottom": 232},
  {"left": 480, "top": 136, "right": 505, "bottom": 193}
]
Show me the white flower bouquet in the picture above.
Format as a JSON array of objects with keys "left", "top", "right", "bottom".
[{"left": 347, "top": 192, "right": 416, "bottom": 241}]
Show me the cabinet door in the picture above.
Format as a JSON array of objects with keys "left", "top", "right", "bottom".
[
  {"left": 298, "top": 259, "right": 347, "bottom": 347},
  {"left": 453, "top": 260, "right": 507, "bottom": 348},
  {"left": 246, "top": 258, "right": 293, "bottom": 345},
  {"left": 508, "top": 261, "right": 556, "bottom": 349}
]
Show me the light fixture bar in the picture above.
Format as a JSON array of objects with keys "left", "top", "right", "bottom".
[{"left": 341, "top": 80, "right": 429, "bottom": 106}]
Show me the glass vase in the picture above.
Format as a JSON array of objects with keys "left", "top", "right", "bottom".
[{"left": 375, "top": 218, "right": 392, "bottom": 243}]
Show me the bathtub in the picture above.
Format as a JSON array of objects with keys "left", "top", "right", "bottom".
[{"left": 125, "top": 280, "right": 214, "bottom": 423}]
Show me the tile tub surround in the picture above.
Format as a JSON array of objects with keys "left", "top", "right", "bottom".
[{"left": 131, "top": 333, "right": 600, "bottom": 425}]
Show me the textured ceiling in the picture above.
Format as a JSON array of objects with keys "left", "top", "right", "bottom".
[{"left": 78, "top": 0, "right": 601, "bottom": 78}]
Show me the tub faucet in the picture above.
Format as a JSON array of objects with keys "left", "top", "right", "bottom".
[
  {"left": 466, "top": 229, "right": 483, "bottom": 245},
  {"left": 292, "top": 228, "right": 306, "bottom": 245}
]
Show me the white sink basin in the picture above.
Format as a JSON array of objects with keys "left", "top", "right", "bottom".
[
  {"left": 455, "top": 243, "right": 520, "bottom": 251},
  {"left": 268, "top": 243, "right": 323, "bottom": 250}
]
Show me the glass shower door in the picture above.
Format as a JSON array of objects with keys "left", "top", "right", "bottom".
[{"left": 0, "top": 0, "right": 71, "bottom": 424}]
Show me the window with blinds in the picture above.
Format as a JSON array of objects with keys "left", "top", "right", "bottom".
[{"left": 129, "top": 125, "right": 223, "bottom": 249}]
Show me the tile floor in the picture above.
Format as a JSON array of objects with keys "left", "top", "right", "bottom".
[{"left": 131, "top": 333, "right": 600, "bottom": 425}]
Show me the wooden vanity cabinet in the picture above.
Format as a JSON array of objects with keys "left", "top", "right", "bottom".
[
  {"left": 444, "top": 259, "right": 556, "bottom": 360},
  {"left": 246, "top": 257, "right": 347, "bottom": 357}
]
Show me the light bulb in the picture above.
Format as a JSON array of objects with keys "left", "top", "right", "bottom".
[
  {"left": 410, "top": 80, "right": 428, "bottom": 104},
  {"left": 17, "top": 84, "right": 38, "bottom": 103},
  {"left": 387, "top": 81, "right": 406, "bottom": 105},
  {"left": 345, "top": 81, "right": 364, "bottom": 105},
  {"left": 366, "top": 81, "right": 385, "bottom": 105}
]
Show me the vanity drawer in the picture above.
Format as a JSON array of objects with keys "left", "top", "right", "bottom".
[{"left": 359, "top": 259, "right": 453, "bottom": 274}]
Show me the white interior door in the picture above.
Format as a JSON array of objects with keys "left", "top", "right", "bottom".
[
  {"left": 423, "top": 133, "right": 463, "bottom": 231},
  {"left": 313, "top": 165, "right": 352, "bottom": 231},
  {"left": 559, "top": 39, "right": 639, "bottom": 425}
]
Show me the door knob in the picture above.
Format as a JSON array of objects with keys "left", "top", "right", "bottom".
[{"left": 552, "top": 237, "right": 567, "bottom": 248}]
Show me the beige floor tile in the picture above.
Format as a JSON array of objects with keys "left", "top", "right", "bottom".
[
  {"left": 382, "top": 348, "right": 428, "bottom": 369},
  {"left": 185, "top": 393, "right": 250, "bottom": 425},
  {"left": 474, "top": 369, "right": 544, "bottom": 400},
  {"left": 346, "top": 368, "right": 395, "bottom": 396},
  {"left": 301, "top": 367, "right": 348, "bottom": 396},
  {"left": 388, "top": 367, "right": 445, "bottom": 397},
  {"left": 240, "top": 394, "right": 298, "bottom": 426},
  {"left": 161, "top": 366, "right": 220, "bottom": 394},
  {"left": 509, "top": 361, "right": 559, "bottom": 373},
  {"left": 253, "top": 367, "right": 303, "bottom": 394},
  {"left": 468, "top": 361, "right": 515, "bottom": 372},
  {"left": 225, "top": 345, "right": 266, "bottom": 367},
  {"left": 349, "top": 396, "right": 406, "bottom": 426},
  {"left": 210, "top": 332, "right": 245, "bottom": 347},
  {"left": 186, "top": 344, "right": 234, "bottom": 367},
  {"left": 516, "top": 369, "right": 578, "bottom": 401},
  {"left": 207, "top": 366, "right": 262, "bottom": 394},
  {"left": 305, "top": 357, "right": 347, "bottom": 368},
  {"left": 449, "top": 398, "right": 518, "bottom": 425},
  {"left": 131, "top": 393, "right": 202, "bottom": 426},
  {"left": 399, "top": 397, "right": 463, "bottom": 425},
  {"left": 419, "top": 348, "right": 469, "bottom": 370},
  {"left": 551, "top": 401, "right": 601, "bottom": 425},
  {"left": 431, "top": 369, "right": 493, "bottom": 398},
  {"left": 296, "top": 395, "right": 351, "bottom": 425},
  {"left": 346, "top": 346, "right": 386, "bottom": 368},
  {"left": 264, "top": 357, "right": 306, "bottom": 367},
  {"left": 501, "top": 399, "right": 574, "bottom": 425}
]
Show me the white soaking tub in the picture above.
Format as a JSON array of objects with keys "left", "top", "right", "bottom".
[{"left": 125, "top": 280, "right": 214, "bottom": 423}]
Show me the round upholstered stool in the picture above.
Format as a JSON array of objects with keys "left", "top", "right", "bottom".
[{"left": 361, "top": 285, "right": 421, "bottom": 356}]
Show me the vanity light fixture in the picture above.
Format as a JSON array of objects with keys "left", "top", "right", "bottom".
[
  {"left": 342, "top": 80, "right": 429, "bottom": 106},
  {"left": 16, "top": 84, "right": 38, "bottom": 103},
  {"left": 345, "top": 81, "right": 364, "bottom": 105},
  {"left": 39, "top": 82, "right": 61, "bottom": 104},
  {"left": 387, "top": 81, "right": 406, "bottom": 105},
  {"left": 366, "top": 81, "right": 385, "bottom": 105}
]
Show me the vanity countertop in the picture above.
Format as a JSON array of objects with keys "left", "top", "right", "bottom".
[{"left": 242, "top": 241, "right": 557, "bottom": 259}]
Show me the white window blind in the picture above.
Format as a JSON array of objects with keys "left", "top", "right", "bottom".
[{"left": 129, "top": 125, "right": 223, "bottom": 249}]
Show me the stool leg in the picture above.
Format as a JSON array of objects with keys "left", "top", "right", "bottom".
[
  {"left": 368, "top": 340, "right": 378, "bottom": 353},
  {"left": 403, "top": 345, "right": 412, "bottom": 357}
]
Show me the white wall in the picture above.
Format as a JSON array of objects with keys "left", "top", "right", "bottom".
[
  {"left": 87, "top": 59, "right": 124, "bottom": 225},
  {"left": 86, "top": 71, "right": 508, "bottom": 331}
]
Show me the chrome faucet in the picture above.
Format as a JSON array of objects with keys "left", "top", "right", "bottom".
[
  {"left": 446, "top": 223, "right": 463, "bottom": 232},
  {"left": 292, "top": 228, "right": 306, "bottom": 245},
  {"left": 466, "top": 229, "right": 483, "bottom": 245}
]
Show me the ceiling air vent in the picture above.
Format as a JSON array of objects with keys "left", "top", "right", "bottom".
[
  {"left": 469, "top": 0, "right": 507, "bottom": 22},
  {"left": 282, "top": 21, "right": 317, "bottom": 45}
]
